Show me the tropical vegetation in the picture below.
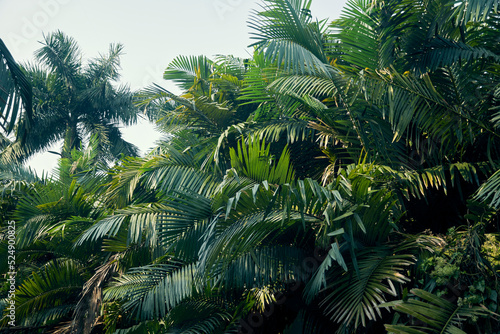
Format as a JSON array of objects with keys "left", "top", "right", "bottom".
[
  {"left": 1, "top": 0, "right": 499, "bottom": 333},
  {"left": 1, "top": 31, "right": 139, "bottom": 164}
]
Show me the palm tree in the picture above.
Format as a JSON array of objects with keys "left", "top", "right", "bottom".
[
  {"left": 0, "top": 38, "right": 33, "bottom": 143},
  {"left": 137, "top": 54, "right": 257, "bottom": 175},
  {"left": 72, "top": 0, "right": 499, "bottom": 332},
  {"left": 0, "top": 138, "right": 112, "bottom": 333},
  {"left": 1, "top": 31, "right": 139, "bottom": 164},
  {"left": 72, "top": 132, "right": 432, "bottom": 333},
  {"left": 2, "top": 0, "right": 500, "bottom": 333}
]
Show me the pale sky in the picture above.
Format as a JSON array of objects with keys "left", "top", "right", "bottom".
[{"left": 1, "top": 0, "right": 346, "bottom": 174}]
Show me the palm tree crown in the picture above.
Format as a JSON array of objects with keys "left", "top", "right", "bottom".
[
  {"left": 1, "top": 31, "right": 139, "bottom": 164},
  {"left": 1, "top": 1, "right": 499, "bottom": 333}
]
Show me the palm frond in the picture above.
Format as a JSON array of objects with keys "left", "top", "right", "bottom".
[
  {"left": 104, "top": 262, "right": 197, "bottom": 320},
  {"left": 75, "top": 202, "right": 163, "bottom": 247},
  {"left": 14, "top": 179, "right": 101, "bottom": 248},
  {"left": 454, "top": 0, "right": 500, "bottom": 24},
  {"left": 138, "top": 83, "right": 236, "bottom": 135},
  {"left": 34, "top": 30, "right": 81, "bottom": 88},
  {"left": 373, "top": 161, "right": 494, "bottom": 200},
  {"left": 474, "top": 168, "right": 500, "bottom": 209},
  {"left": 251, "top": 118, "right": 316, "bottom": 144},
  {"left": 320, "top": 247, "right": 414, "bottom": 329},
  {"left": 6, "top": 259, "right": 84, "bottom": 327},
  {"left": 248, "top": 0, "right": 332, "bottom": 77},
  {"left": 86, "top": 43, "right": 124, "bottom": 82},
  {"left": 219, "top": 245, "right": 305, "bottom": 290},
  {"left": 384, "top": 288, "right": 492, "bottom": 334},
  {"left": 331, "top": 0, "right": 394, "bottom": 70},
  {"left": 408, "top": 35, "right": 500, "bottom": 74},
  {"left": 229, "top": 137, "right": 295, "bottom": 184},
  {"left": 164, "top": 55, "right": 214, "bottom": 92},
  {"left": 164, "top": 298, "right": 233, "bottom": 334},
  {"left": 104, "top": 146, "right": 217, "bottom": 209},
  {"left": 270, "top": 74, "right": 338, "bottom": 97},
  {"left": 0, "top": 38, "right": 33, "bottom": 138}
]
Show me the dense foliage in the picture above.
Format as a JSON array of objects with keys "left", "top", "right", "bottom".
[
  {"left": 1, "top": 0, "right": 499, "bottom": 333},
  {"left": 1, "top": 31, "right": 139, "bottom": 164}
]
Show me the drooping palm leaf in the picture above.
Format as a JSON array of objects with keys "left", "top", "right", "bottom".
[
  {"left": 320, "top": 247, "right": 414, "bottom": 329},
  {"left": 5, "top": 259, "right": 85, "bottom": 328},
  {"left": 104, "top": 262, "right": 197, "bottom": 320},
  {"left": 474, "top": 168, "right": 500, "bottom": 209},
  {"left": 454, "top": 0, "right": 500, "bottom": 24},
  {"left": 384, "top": 288, "right": 491, "bottom": 334},
  {"left": 0, "top": 38, "right": 33, "bottom": 139},
  {"left": 248, "top": 0, "right": 332, "bottom": 77}
]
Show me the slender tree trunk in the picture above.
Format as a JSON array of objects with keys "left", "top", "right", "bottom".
[{"left": 62, "top": 115, "right": 80, "bottom": 158}]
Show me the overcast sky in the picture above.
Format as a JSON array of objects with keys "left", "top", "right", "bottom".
[{"left": 1, "top": 0, "right": 346, "bottom": 174}]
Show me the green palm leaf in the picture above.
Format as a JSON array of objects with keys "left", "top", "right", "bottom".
[
  {"left": 384, "top": 288, "right": 491, "bottom": 334},
  {"left": 75, "top": 203, "right": 164, "bottom": 247},
  {"left": 164, "top": 298, "right": 233, "bottom": 334},
  {"left": 34, "top": 30, "right": 82, "bottom": 89},
  {"left": 248, "top": 0, "right": 332, "bottom": 77},
  {"left": 410, "top": 35, "right": 500, "bottom": 73},
  {"left": 229, "top": 137, "right": 295, "bottom": 184},
  {"left": 454, "top": 0, "right": 500, "bottom": 23},
  {"left": 320, "top": 247, "right": 414, "bottom": 329},
  {"left": 85, "top": 42, "right": 124, "bottom": 82},
  {"left": 104, "top": 262, "right": 197, "bottom": 320},
  {"left": 332, "top": 0, "right": 392, "bottom": 70},
  {"left": 164, "top": 55, "right": 214, "bottom": 92},
  {"left": 4, "top": 259, "right": 85, "bottom": 327},
  {"left": 474, "top": 168, "right": 500, "bottom": 209},
  {"left": 0, "top": 38, "right": 33, "bottom": 138}
]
